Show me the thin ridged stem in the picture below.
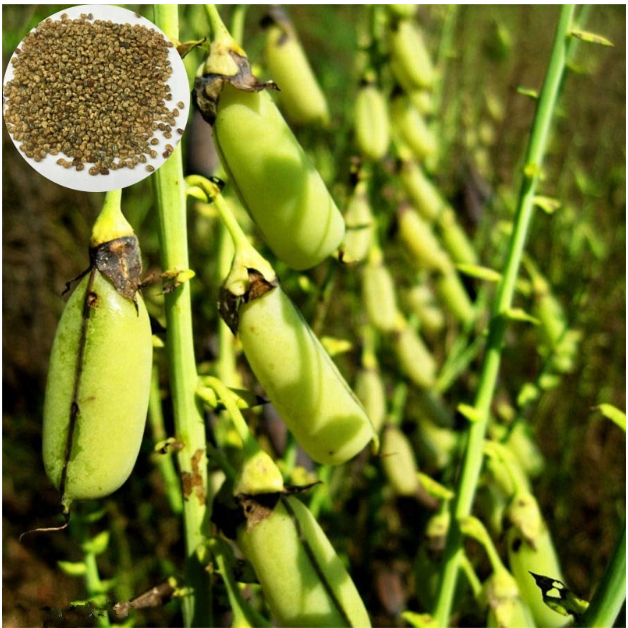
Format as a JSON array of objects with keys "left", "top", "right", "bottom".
[
  {"left": 576, "top": 525, "right": 626, "bottom": 627},
  {"left": 433, "top": 6, "right": 576, "bottom": 624},
  {"left": 153, "top": 6, "right": 212, "bottom": 627}
]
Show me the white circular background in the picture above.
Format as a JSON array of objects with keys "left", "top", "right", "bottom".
[{"left": 2, "top": 5, "right": 190, "bottom": 192}]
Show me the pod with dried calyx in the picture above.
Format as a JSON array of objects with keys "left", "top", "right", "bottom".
[
  {"left": 195, "top": 176, "right": 377, "bottom": 466},
  {"left": 210, "top": 402, "right": 371, "bottom": 627},
  {"left": 261, "top": 5, "right": 329, "bottom": 127},
  {"left": 193, "top": 6, "right": 344, "bottom": 271},
  {"left": 42, "top": 191, "right": 153, "bottom": 515},
  {"left": 222, "top": 450, "right": 371, "bottom": 627}
]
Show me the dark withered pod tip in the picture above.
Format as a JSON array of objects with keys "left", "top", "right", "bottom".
[
  {"left": 89, "top": 235, "right": 143, "bottom": 303},
  {"left": 218, "top": 269, "right": 278, "bottom": 335},
  {"left": 193, "top": 51, "right": 279, "bottom": 126}
]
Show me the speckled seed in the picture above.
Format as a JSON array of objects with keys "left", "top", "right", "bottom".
[
  {"left": 177, "top": 101, "right": 184, "bottom": 109},
  {"left": 162, "top": 150, "right": 172, "bottom": 158},
  {"left": 4, "top": 14, "right": 182, "bottom": 176},
  {"left": 146, "top": 165, "right": 155, "bottom": 172}
]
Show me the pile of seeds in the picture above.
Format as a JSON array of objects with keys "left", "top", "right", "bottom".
[{"left": 3, "top": 13, "right": 185, "bottom": 175}]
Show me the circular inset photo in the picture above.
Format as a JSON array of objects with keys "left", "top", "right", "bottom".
[{"left": 2, "top": 5, "right": 190, "bottom": 192}]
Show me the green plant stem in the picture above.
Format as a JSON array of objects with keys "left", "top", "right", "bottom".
[
  {"left": 576, "top": 525, "right": 626, "bottom": 628},
  {"left": 204, "top": 375, "right": 259, "bottom": 459},
  {"left": 433, "top": 6, "right": 576, "bottom": 624},
  {"left": 230, "top": 5, "right": 249, "bottom": 44},
  {"left": 148, "top": 363, "right": 184, "bottom": 515},
  {"left": 153, "top": 7, "right": 212, "bottom": 627},
  {"left": 73, "top": 513, "right": 110, "bottom": 627}
]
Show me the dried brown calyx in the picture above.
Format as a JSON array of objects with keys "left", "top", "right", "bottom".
[
  {"left": 89, "top": 235, "right": 143, "bottom": 304},
  {"left": 192, "top": 49, "right": 278, "bottom": 125},
  {"left": 218, "top": 268, "right": 277, "bottom": 335}
]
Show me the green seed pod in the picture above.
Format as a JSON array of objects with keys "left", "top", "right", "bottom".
[
  {"left": 389, "top": 19, "right": 436, "bottom": 92},
  {"left": 340, "top": 180, "right": 374, "bottom": 264},
  {"left": 399, "top": 159, "right": 445, "bottom": 223},
  {"left": 354, "top": 81, "right": 390, "bottom": 161},
  {"left": 435, "top": 269, "right": 475, "bottom": 325},
  {"left": 403, "top": 283, "right": 445, "bottom": 335},
  {"left": 412, "top": 411, "right": 458, "bottom": 471},
  {"left": 380, "top": 424, "right": 421, "bottom": 496},
  {"left": 392, "top": 318, "right": 437, "bottom": 389},
  {"left": 43, "top": 264, "right": 152, "bottom": 512},
  {"left": 263, "top": 6, "right": 330, "bottom": 127},
  {"left": 391, "top": 95, "right": 438, "bottom": 161},
  {"left": 506, "top": 493, "right": 566, "bottom": 628},
  {"left": 236, "top": 494, "right": 371, "bottom": 627},
  {"left": 397, "top": 205, "right": 451, "bottom": 272},
  {"left": 225, "top": 272, "right": 375, "bottom": 466},
  {"left": 483, "top": 570, "right": 536, "bottom": 628},
  {"left": 386, "top": 4, "right": 418, "bottom": 19},
  {"left": 362, "top": 261, "right": 400, "bottom": 332},
  {"left": 212, "top": 84, "right": 345, "bottom": 270},
  {"left": 355, "top": 367, "right": 387, "bottom": 434},
  {"left": 408, "top": 89, "right": 434, "bottom": 116},
  {"left": 436, "top": 208, "right": 479, "bottom": 265}
]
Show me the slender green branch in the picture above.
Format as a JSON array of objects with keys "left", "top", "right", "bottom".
[
  {"left": 148, "top": 363, "right": 183, "bottom": 515},
  {"left": 433, "top": 6, "right": 576, "bottom": 624},
  {"left": 576, "top": 525, "right": 626, "bottom": 628},
  {"left": 153, "top": 6, "right": 213, "bottom": 627}
]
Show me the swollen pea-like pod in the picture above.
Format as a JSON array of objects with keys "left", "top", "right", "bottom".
[
  {"left": 391, "top": 95, "right": 438, "bottom": 161},
  {"left": 220, "top": 269, "right": 376, "bottom": 466},
  {"left": 399, "top": 159, "right": 445, "bottom": 223},
  {"left": 403, "top": 283, "right": 445, "bottom": 336},
  {"left": 506, "top": 493, "right": 566, "bottom": 628},
  {"left": 435, "top": 269, "right": 475, "bottom": 325},
  {"left": 436, "top": 208, "right": 479, "bottom": 266},
  {"left": 43, "top": 200, "right": 152, "bottom": 513},
  {"left": 397, "top": 204, "right": 452, "bottom": 273},
  {"left": 193, "top": 15, "right": 344, "bottom": 271},
  {"left": 482, "top": 570, "right": 536, "bottom": 628},
  {"left": 388, "top": 19, "right": 436, "bottom": 92},
  {"left": 362, "top": 259, "right": 400, "bottom": 333},
  {"left": 354, "top": 79, "right": 390, "bottom": 161},
  {"left": 340, "top": 179, "right": 374, "bottom": 264},
  {"left": 262, "top": 5, "right": 329, "bottom": 127},
  {"left": 355, "top": 367, "right": 387, "bottom": 434},
  {"left": 392, "top": 316, "right": 437, "bottom": 389},
  {"left": 236, "top": 493, "right": 371, "bottom": 627},
  {"left": 380, "top": 424, "right": 421, "bottom": 497}
]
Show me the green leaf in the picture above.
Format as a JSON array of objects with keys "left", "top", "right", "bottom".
[
  {"left": 517, "top": 87, "right": 539, "bottom": 99},
  {"left": 570, "top": 29, "right": 614, "bottom": 47},
  {"left": 595, "top": 404, "right": 626, "bottom": 432},
  {"left": 81, "top": 530, "right": 110, "bottom": 555},
  {"left": 418, "top": 473, "right": 454, "bottom": 500},
  {"left": 57, "top": 560, "right": 87, "bottom": 577},
  {"left": 402, "top": 611, "right": 439, "bottom": 628},
  {"left": 504, "top": 308, "right": 540, "bottom": 325},
  {"left": 458, "top": 403, "right": 483, "bottom": 423},
  {"left": 517, "top": 383, "right": 540, "bottom": 407},
  {"left": 533, "top": 195, "right": 561, "bottom": 214},
  {"left": 457, "top": 263, "right": 502, "bottom": 283},
  {"left": 321, "top": 336, "right": 353, "bottom": 357}
]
